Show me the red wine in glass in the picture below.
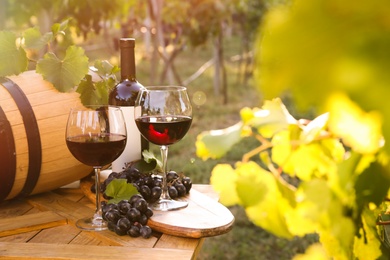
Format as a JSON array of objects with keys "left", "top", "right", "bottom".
[
  {"left": 135, "top": 86, "right": 192, "bottom": 211},
  {"left": 66, "top": 106, "right": 127, "bottom": 231},
  {"left": 135, "top": 116, "right": 192, "bottom": 146},
  {"left": 66, "top": 133, "right": 126, "bottom": 166}
]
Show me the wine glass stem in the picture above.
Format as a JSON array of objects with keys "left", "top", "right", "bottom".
[
  {"left": 160, "top": 145, "right": 171, "bottom": 200},
  {"left": 94, "top": 167, "right": 103, "bottom": 219}
]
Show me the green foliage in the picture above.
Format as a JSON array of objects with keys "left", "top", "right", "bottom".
[
  {"left": 197, "top": 0, "right": 390, "bottom": 258},
  {"left": 105, "top": 179, "right": 138, "bottom": 204},
  {"left": 36, "top": 46, "right": 89, "bottom": 92},
  {"left": 0, "top": 31, "right": 28, "bottom": 76}
]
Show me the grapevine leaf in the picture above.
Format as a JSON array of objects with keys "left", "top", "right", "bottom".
[
  {"left": 326, "top": 92, "right": 383, "bottom": 154},
  {"left": 0, "top": 31, "right": 28, "bottom": 76},
  {"left": 355, "top": 160, "right": 390, "bottom": 207},
  {"left": 235, "top": 161, "right": 270, "bottom": 207},
  {"left": 105, "top": 179, "right": 138, "bottom": 204},
  {"left": 353, "top": 207, "right": 384, "bottom": 260},
  {"left": 196, "top": 122, "right": 243, "bottom": 160},
  {"left": 36, "top": 45, "right": 89, "bottom": 92},
  {"left": 76, "top": 74, "right": 99, "bottom": 105},
  {"left": 23, "top": 27, "right": 52, "bottom": 50},
  {"left": 245, "top": 98, "right": 297, "bottom": 138},
  {"left": 210, "top": 164, "right": 240, "bottom": 206},
  {"left": 131, "top": 150, "right": 160, "bottom": 173}
]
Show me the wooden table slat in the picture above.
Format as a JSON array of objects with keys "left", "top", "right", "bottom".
[
  {"left": 0, "top": 242, "right": 194, "bottom": 260},
  {"left": 0, "top": 211, "right": 67, "bottom": 237}
]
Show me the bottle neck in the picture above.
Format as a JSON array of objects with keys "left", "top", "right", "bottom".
[{"left": 120, "top": 47, "right": 136, "bottom": 81}]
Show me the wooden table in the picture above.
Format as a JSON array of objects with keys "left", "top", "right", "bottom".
[{"left": 0, "top": 184, "right": 222, "bottom": 260}]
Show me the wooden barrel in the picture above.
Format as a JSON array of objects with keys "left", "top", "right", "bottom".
[{"left": 0, "top": 70, "right": 92, "bottom": 201}]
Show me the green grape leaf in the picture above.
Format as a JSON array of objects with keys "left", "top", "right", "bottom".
[
  {"left": 235, "top": 161, "right": 270, "bottom": 207},
  {"left": 105, "top": 179, "right": 139, "bottom": 204},
  {"left": 94, "top": 80, "right": 110, "bottom": 104},
  {"left": 94, "top": 59, "right": 119, "bottom": 77},
  {"left": 245, "top": 98, "right": 297, "bottom": 138},
  {"left": 0, "top": 31, "right": 28, "bottom": 76},
  {"left": 76, "top": 74, "right": 99, "bottom": 105},
  {"left": 23, "top": 27, "right": 52, "bottom": 50},
  {"left": 210, "top": 164, "right": 240, "bottom": 206},
  {"left": 355, "top": 160, "right": 390, "bottom": 207},
  {"left": 353, "top": 207, "right": 384, "bottom": 260},
  {"left": 326, "top": 92, "right": 383, "bottom": 155},
  {"left": 196, "top": 122, "right": 243, "bottom": 160},
  {"left": 36, "top": 45, "right": 89, "bottom": 92},
  {"left": 131, "top": 150, "right": 160, "bottom": 173}
]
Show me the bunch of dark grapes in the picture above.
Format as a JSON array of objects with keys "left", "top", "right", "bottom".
[
  {"left": 102, "top": 194, "right": 153, "bottom": 238},
  {"left": 100, "top": 167, "right": 193, "bottom": 204}
]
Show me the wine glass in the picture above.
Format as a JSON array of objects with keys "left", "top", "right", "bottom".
[
  {"left": 66, "top": 106, "right": 127, "bottom": 230},
  {"left": 135, "top": 86, "right": 192, "bottom": 211}
]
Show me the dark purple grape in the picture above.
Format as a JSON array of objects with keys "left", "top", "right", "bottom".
[
  {"left": 168, "top": 186, "right": 178, "bottom": 199},
  {"left": 117, "top": 200, "right": 131, "bottom": 215},
  {"left": 127, "top": 225, "right": 140, "bottom": 237},
  {"left": 167, "top": 171, "right": 179, "bottom": 182},
  {"left": 134, "top": 198, "right": 148, "bottom": 213},
  {"left": 126, "top": 208, "right": 141, "bottom": 222},
  {"left": 150, "top": 186, "right": 162, "bottom": 203},
  {"left": 175, "top": 183, "right": 187, "bottom": 197},
  {"left": 139, "top": 214, "right": 148, "bottom": 225},
  {"left": 104, "top": 209, "right": 121, "bottom": 223},
  {"left": 117, "top": 217, "right": 131, "bottom": 232},
  {"left": 153, "top": 177, "right": 163, "bottom": 187},
  {"left": 129, "top": 194, "right": 143, "bottom": 205},
  {"left": 144, "top": 176, "right": 154, "bottom": 188},
  {"left": 145, "top": 207, "right": 153, "bottom": 218},
  {"left": 140, "top": 225, "right": 152, "bottom": 239},
  {"left": 139, "top": 185, "right": 151, "bottom": 200},
  {"left": 114, "top": 225, "right": 127, "bottom": 236},
  {"left": 182, "top": 177, "right": 192, "bottom": 193}
]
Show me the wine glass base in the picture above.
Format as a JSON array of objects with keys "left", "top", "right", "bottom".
[
  {"left": 76, "top": 217, "right": 108, "bottom": 231},
  {"left": 151, "top": 198, "right": 188, "bottom": 211}
]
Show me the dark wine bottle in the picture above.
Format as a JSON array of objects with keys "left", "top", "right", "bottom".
[{"left": 109, "top": 38, "right": 148, "bottom": 172}]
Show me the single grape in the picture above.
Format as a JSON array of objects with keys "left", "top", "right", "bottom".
[
  {"left": 117, "top": 200, "right": 131, "bottom": 215},
  {"left": 127, "top": 225, "right": 140, "bottom": 237},
  {"left": 129, "top": 194, "right": 143, "bottom": 205},
  {"left": 117, "top": 217, "right": 132, "bottom": 232},
  {"left": 140, "top": 225, "right": 152, "bottom": 239},
  {"left": 168, "top": 186, "right": 178, "bottom": 199},
  {"left": 167, "top": 171, "right": 179, "bottom": 182},
  {"left": 150, "top": 186, "right": 162, "bottom": 203},
  {"left": 134, "top": 198, "right": 148, "bottom": 213},
  {"left": 139, "top": 214, "right": 148, "bottom": 225},
  {"left": 104, "top": 209, "right": 121, "bottom": 223},
  {"left": 175, "top": 183, "right": 187, "bottom": 197},
  {"left": 114, "top": 225, "right": 127, "bottom": 236},
  {"left": 145, "top": 207, "right": 154, "bottom": 218},
  {"left": 126, "top": 208, "right": 141, "bottom": 222},
  {"left": 139, "top": 185, "right": 151, "bottom": 200},
  {"left": 182, "top": 177, "right": 192, "bottom": 193}
]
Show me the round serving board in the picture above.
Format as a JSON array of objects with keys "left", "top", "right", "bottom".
[{"left": 80, "top": 175, "right": 234, "bottom": 238}]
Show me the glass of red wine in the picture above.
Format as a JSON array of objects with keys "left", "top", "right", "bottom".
[
  {"left": 135, "top": 86, "right": 192, "bottom": 211},
  {"left": 66, "top": 106, "right": 127, "bottom": 230}
]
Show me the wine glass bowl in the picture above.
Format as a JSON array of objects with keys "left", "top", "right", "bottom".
[
  {"left": 135, "top": 86, "right": 192, "bottom": 211},
  {"left": 66, "top": 106, "right": 127, "bottom": 230}
]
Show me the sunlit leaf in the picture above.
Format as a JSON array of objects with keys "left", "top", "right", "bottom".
[
  {"left": 210, "top": 164, "right": 240, "bottom": 206},
  {"left": 36, "top": 45, "right": 89, "bottom": 92},
  {"left": 246, "top": 98, "right": 297, "bottom": 138},
  {"left": 300, "top": 113, "right": 329, "bottom": 143},
  {"left": 76, "top": 74, "right": 98, "bottom": 105},
  {"left": 326, "top": 92, "right": 383, "bottom": 154},
  {"left": 23, "top": 27, "right": 52, "bottom": 50},
  {"left": 353, "top": 207, "right": 383, "bottom": 260},
  {"left": 196, "top": 122, "right": 243, "bottom": 160},
  {"left": 0, "top": 31, "right": 28, "bottom": 76}
]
